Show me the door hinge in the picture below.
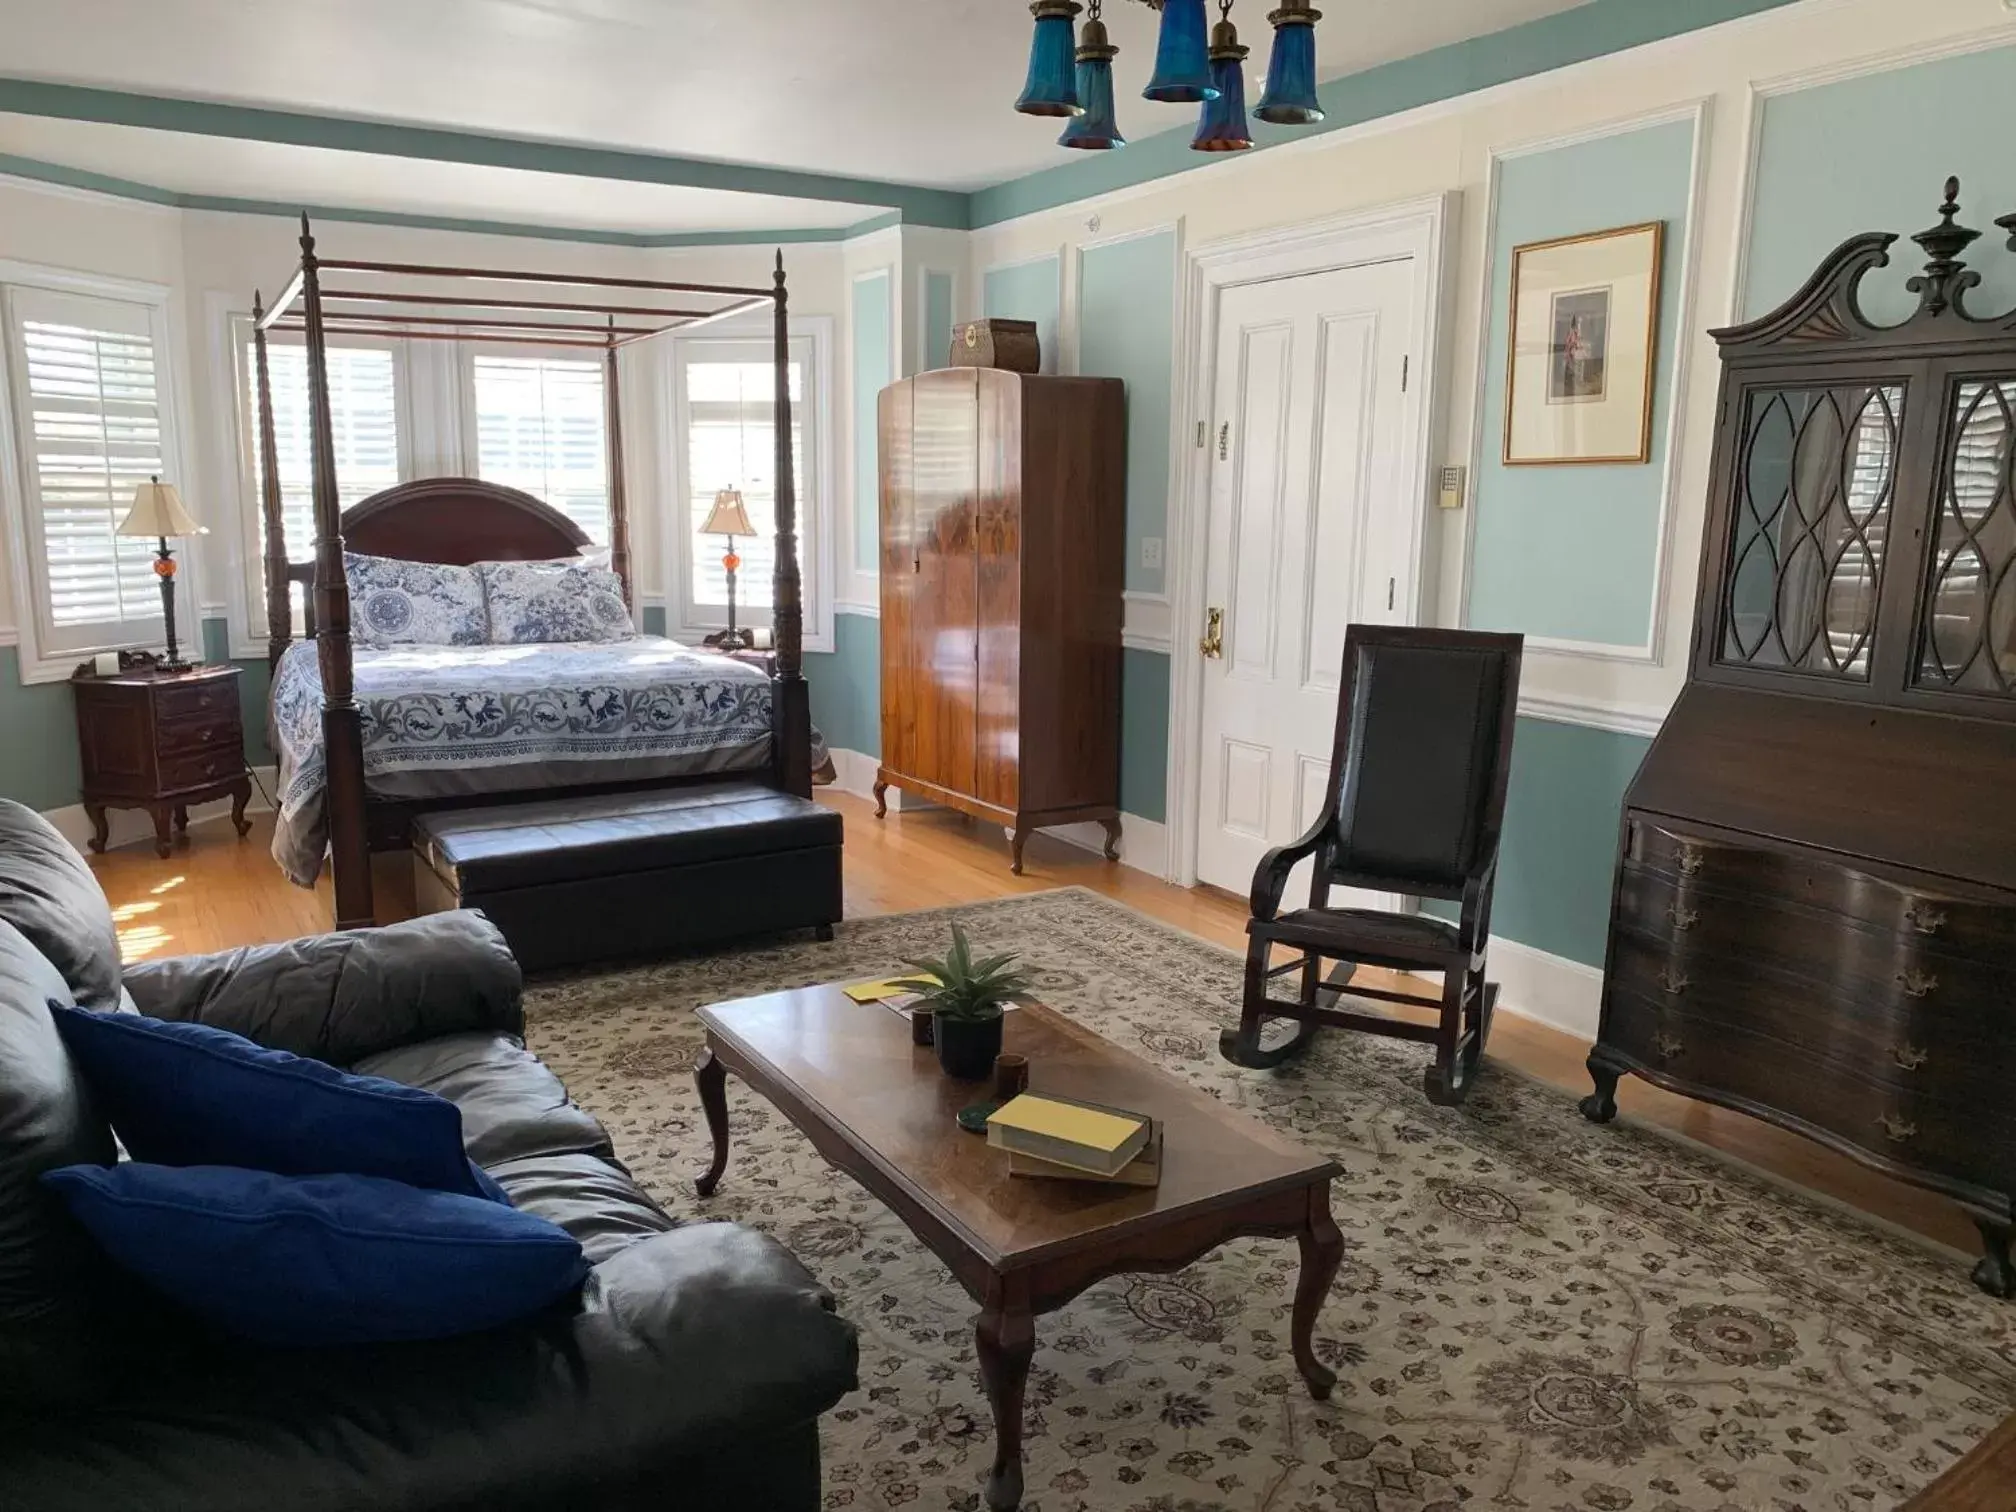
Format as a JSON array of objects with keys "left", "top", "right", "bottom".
[
  {"left": 1401, "top": 354, "right": 1410, "bottom": 392},
  {"left": 1218, "top": 422, "right": 1230, "bottom": 461},
  {"left": 1387, "top": 577, "right": 1395, "bottom": 611},
  {"left": 1196, "top": 420, "right": 1207, "bottom": 448}
]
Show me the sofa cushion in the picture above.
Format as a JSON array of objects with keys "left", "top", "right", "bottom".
[
  {"left": 0, "top": 1221, "right": 856, "bottom": 1512},
  {"left": 353, "top": 1032, "right": 614, "bottom": 1169},
  {"left": 51, "top": 1008, "right": 505, "bottom": 1203},
  {"left": 0, "top": 799, "right": 122, "bottom": 1010},
  {"left": 44, "top": 1164, "right": 589, "bottom": 1346}
]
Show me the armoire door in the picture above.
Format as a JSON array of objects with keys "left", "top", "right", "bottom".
[
  {"left": 974, "top": 370, "right": 1022, "bottom": 812},
  {"left": 903, "top": 368, "right": 980, "bottom": 797},
  {"left": 878, "top": 380, "right": 918, "bottom": 782}
]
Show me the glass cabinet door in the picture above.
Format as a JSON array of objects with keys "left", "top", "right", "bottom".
[
  {"left": 1916, "top": 378, "right": 2016, "bottom": 697},
  {"left": 1720, "top": 383, "right": 1904, "bottom": 680}
]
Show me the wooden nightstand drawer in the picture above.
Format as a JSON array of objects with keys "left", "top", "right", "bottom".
[
  {"left": 157, "top": 678, "right": 239, "bottom": 723},
  {"left": 160, "top": 746, "right": 245, "bottom": 792},
  {"left": 160, "top": 713, "right": 242, "bottom": 755}
]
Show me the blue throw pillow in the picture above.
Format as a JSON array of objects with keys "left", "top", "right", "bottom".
[
  {"left": 42, "top": 1164, "right": 587, "bottom": 1346},
  {"left": 49, "top": 1006, "right": 507, "bottom": 1204}
]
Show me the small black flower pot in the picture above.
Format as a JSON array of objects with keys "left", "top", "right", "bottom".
[{"left": 933, "top": 1011, "right": 1004, "bottom": 1081}]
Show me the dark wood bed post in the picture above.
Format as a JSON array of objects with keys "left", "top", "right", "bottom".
[
  {"left": 251, "top": 294, "right": 292, "bottom": 671},
  {"left": 602, "top": 321, "right": 632, "bottom": 611},
  {"left": 771, "top": 252, "right": 813, "bottom": 799},
  {"left": 300, "top": 216, "right": 374, "bottom": 930}
]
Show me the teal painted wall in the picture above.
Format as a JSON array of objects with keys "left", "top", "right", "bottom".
[
  {"left": 983, "top": 257, "right": 1062, "bottom": 375},
  {"left": 1467, "top": 117, "right": 1696, "bottom": 649},
  {"left": 1745, "top": 45, "right": 2016, "bottom": 322},
  {"left": 806, "top": 610, "right": 882, "bottom": 759},
  {"left": 1427, "top": 717, "right": 1649, "bottom": 966},
  {"left": 1121, "top": 649, "right": 1170, "bottom": 823},
  {"left": 1080, "top": 230, "right": 1176, "bottom": 597},
  {"left": 851, "top": 270, "right": 893, "bottom": 574},
  {"left": 923, "top": 271, "right": 954, "bottom": 376},
  {"left": 641, "top": 604, "right": 667, "bottom": 637}
]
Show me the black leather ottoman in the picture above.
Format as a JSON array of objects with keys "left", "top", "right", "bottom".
[{"left": 412, "top": 784, "right": 842, "bottom": 972}]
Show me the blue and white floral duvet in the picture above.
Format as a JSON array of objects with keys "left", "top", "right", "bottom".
[{"left": 270, "top": 636, "right": 811, "bottom": 884}]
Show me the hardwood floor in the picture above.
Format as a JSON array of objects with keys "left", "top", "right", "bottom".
[{"left": 89, "top": 790, "right": 1977, "bottom": 1259}]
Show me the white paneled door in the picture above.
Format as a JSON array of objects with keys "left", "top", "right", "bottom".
[{"left": 1194, "top": 257, "right": 1419, "bottom": 898}]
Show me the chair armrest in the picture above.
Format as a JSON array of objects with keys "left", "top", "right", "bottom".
[
  {"left": 1249, "top": 818, "right": 1331, "bottom": 922},
  {"left": 121, "top": 911, "right": 524, "bottom": 1066}
]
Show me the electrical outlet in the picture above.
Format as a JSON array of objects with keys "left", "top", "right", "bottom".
[{"left": 1140, "top": 536, "right": 1164, "bottom": 571}]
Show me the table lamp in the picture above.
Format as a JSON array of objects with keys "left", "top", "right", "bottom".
[
  {"left": 701, "top": 487, "right": 757, "bottom": 651},
  {"left": 116, "top": 476, "right": 205, "bottom": 672}
]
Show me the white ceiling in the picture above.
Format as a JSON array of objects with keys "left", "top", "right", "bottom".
[
  {"left": 0, "top": 0, "right": 1596, "bottom": 225},
  {"left": 0, "top": 114, "right": 875, "bottom": 235}
]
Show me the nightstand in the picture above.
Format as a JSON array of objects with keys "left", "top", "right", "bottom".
[{"left": 70, "top": 664, "right": 252, "bottom": 859}]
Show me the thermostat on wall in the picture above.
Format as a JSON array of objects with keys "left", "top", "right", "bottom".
[{"left": 1437, "top": 465, "right": 1467, "bottom": 511}]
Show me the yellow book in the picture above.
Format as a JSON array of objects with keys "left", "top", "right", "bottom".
[
  {"left": 986, "top": 1094, "right": 1150, "bottom": 1176},
  {"left": 843, "top": 975, "right": 936, "bottom": 1004}
]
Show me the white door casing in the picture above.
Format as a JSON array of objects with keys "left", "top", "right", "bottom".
[
  {"left": 1166, "top": 193, "right": 1454, "bottom": 890},
  {"left": 1193, "top": 257, "right": 1418, "bottom": 898}
]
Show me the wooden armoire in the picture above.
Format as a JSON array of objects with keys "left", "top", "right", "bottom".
[
  {"left": 1582, "top": 180, "right": 2016, "bottom": 1295},
  {"left": 873, "top": 367, "right": 1126, "bottom": 873}
]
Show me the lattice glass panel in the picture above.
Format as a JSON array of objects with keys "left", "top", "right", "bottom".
[
  {"left": 1721, "top": 383, "right": 1903, "bottom": 679},
  {"left": 1917, "top": 378, "right": 2016, "bottom": 695}
]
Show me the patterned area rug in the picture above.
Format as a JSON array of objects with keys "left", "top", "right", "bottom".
[{"left": 523, "top": 888, "right": 2016, "bottom": 1512}]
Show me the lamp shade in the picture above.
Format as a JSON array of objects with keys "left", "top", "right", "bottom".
[
  {"left": 1015, "top": 0, "right": 1084, "bottom": 118},
  {"left": 1192, "top": 18, "right": 1254, "bottom": 152},
  {"left": 1059, "top": 16, "right": 1125, "bottom": 150},
  {"left": 1143, "top": 0, "right": 1217, "bottom": 103},
  {"left": 1255, "top": 2, "right": 1324, "bottom": 125},
  {"left": 701, "top": 488, "right": 757, "bottom": 539},
  {"left": 117, "top": 478, "right": 204, "bottom": 539}
]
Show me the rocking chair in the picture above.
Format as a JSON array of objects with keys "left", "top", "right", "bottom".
[{"left": 1220, "top": 625, "right": 1523, "bottom": 1105}]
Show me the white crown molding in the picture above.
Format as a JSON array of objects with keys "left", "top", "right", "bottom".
[
  {"left": 1517, "top": 688, "right": 1667, "bottom": 739},
  {"left": 1749, "top": 13, "right": 2016, "bottom": 97},
  {"left": 0, "top": 170, "right": 182, "bottom": 219}
]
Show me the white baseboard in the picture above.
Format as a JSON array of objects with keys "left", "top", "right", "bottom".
[
  {"left": 42, "top": 765, "right": 278, "bottom": 857},
  {"left": 1046, "top": 813, "right": 1168, "bottom": 879},
  {"left": 826, "top": 747, "right": 881, "bottom": 801},
  {"left": 1479, "top": 933, "right": 1603, "bottom": 1042}
]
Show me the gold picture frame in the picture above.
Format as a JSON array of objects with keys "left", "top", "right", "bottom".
[{"left": 1503, "top": 220, "right": 1664, "bottom": 467}]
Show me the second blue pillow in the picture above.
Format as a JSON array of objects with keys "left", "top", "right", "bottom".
[{"left": 49, "top": 1006, "right": 506, "bottom": 1203}]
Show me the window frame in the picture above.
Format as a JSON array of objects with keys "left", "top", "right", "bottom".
[
  {"left": 0, "top": 261, "right": 191, "bottom": 684},
  {"left": 663, "top": 314, "right": 834, "bottom": 655},
  {"left": 219, "top": 307, "right": 415, "bottom": 656}
]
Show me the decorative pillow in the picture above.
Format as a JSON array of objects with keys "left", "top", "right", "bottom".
[
  {"left": 42, "top": 1164, "right": 587, "bottom": 1346},
  {"left": 345, "top": 551, "right": 487, "bottom": 648},
  {"left": 48, "top": 1006, "right": 508, "bottom": 1205},
  {"left": 478, "top": 555, "right": 634, "bottom": 645}
]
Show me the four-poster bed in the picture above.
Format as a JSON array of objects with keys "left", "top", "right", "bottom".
[{"left": 253, "top": 217, "right": 814, "bottom": 930}]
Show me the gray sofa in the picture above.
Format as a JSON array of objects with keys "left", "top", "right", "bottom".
[{"left": 0, "top": 798, "right": 857, "bottom": 1511}]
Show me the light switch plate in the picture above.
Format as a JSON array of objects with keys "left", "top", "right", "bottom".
[{"left": 1140, "top": 536, "right": 1165, "bottom": 570}]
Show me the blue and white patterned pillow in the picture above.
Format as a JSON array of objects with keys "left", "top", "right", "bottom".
[
  {"left": 477, "top": 556, "right": 635, "bottom": 645},
  {"left": 345, "top": 553, "right": 488, "bottom": 648}
]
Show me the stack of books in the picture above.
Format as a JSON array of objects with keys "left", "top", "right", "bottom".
[{"left": 986, "top": 1093, "right": 1161, "bottom": 1188}]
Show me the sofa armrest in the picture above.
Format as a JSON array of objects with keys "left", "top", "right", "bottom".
[{"left": 121, "top": 912, "right": 524, "bottom": 1066}]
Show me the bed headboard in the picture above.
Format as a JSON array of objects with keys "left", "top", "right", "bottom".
[{"left": 276, "top": 477, "right": 609, "bottom": 639}]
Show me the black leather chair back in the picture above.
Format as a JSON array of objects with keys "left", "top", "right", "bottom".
[{"left": 1325, "top": 627, "right": 1523, "bottom": 898}]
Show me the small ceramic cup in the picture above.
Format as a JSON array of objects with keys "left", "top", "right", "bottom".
[{"left": 993, "top": 1053, "right": 1030, "bottom": 1101}]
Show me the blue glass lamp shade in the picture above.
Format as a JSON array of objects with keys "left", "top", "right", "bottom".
[
  {"left": 1143, "top": 0, "right": 1218, "bottom": 104},
  {"left": 1016, "top": 0, "right": 1085, "bottom": 118},
  {"left": 1059, "top": 18, "right": 1125, "bottom": 150},
  {"left": 1255, "top": 2, "right": 1324, "bottom": 125},
  {"left": 1192, "top": 20, "right": 1254, "bottom": 152}
]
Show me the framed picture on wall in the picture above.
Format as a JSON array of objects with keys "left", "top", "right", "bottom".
[{"left": 1503, "top": 220, "right": 1664, "bottom": 466}]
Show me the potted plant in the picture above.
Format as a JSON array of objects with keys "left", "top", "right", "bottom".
[{"left": 893, "top": 923, "right": 1033, "bottom": 1081}]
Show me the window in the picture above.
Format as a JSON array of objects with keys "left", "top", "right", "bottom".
[
  {"left": 471, "top": 354, "right": 608, "bottom": 544},
  {"left": 674, "top": 336, "right": 816, "bottom": 624},
  {"left": 246, "top": 339, "right": 402, "bottom": 567},
  {"left": 2, "top": 283, "right": 180, "bottom": 665}
]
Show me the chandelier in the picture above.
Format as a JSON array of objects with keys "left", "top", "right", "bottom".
[{"left": 1015, "top": 0, "right": 1323, "bottom": 153}]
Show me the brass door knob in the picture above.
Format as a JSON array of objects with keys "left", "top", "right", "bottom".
[{"left": 1199, "top": 606, "right": 1224, "bottom": 659}]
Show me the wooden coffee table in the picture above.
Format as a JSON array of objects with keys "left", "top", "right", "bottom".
[{"left": 693, "top": 985, "right": 1344, "bottom": 1512}]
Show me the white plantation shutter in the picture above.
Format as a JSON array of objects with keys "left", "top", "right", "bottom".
[
  {"left": 247, "top": 341, "right": 401, "bottom": 567},
  {"left": 472, "top": 355, "right": 608, "bottom": 544},
  {"left": 5, "top": 288, "right": 172, "bottom": 648},
  {"left": 679, "top": 341, "right": 811, "bottom": 614}
]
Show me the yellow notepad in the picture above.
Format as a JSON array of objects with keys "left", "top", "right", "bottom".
[
  {"left": 986, "top": 1094, "right": 1143, "bottom": 1154},
  {"left": 843, "top": 975, "right": 936, "bottom": 1004}
]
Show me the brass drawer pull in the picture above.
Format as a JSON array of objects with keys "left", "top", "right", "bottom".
[
  {"left": 1666, "top": 905, "right": 1700, "bottom": 931},
  {"left": 1896, "top": 969, "right": 1939, "bottom": 999},
  {"left": 1658, "top": 968, "right": 1689, "bottom": 995},
  {"left": 1878, "top": 1114, "right": 1918, "bottom": 1143},
  {"left": 1903, "top": 902, "right": 1946, "bottom": 936},
  {"left": 1676, "top": 846, "right": 1704, "bottom": 877},
  {"left": 1654, "top": 1033, "right": 1685, "bottom": 1059},
  {"left": 1891, "top": 1043, "right": 1928, "bottom": 1071}
]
